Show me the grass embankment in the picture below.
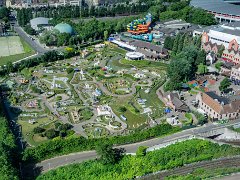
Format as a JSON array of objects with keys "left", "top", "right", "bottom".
[
  {"left": 37, "top": 139, "right": 240, "bottom": 180},
  {"left": 0, "top": 37, "right": 35, "bottom": 66}
]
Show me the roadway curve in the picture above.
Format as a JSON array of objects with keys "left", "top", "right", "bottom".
[
  {"left": 23, "top": 129, "right": 194, "bottom": 177},
  {"left": 23, "top": 120, "right": 240, "bottom": 176}
]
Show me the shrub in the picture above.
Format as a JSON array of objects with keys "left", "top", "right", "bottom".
[
  {"left": 33, "top": 127, "right": 45, "bottom": 134},
  {"left": 136, "top": 146, "right": 148, "bottom": 157},
  {"left": 44, "top": 129, "right": 58, "bottom": 139},
  {"left": 118, "top": 106, "right": 127, "bottom": 113}
]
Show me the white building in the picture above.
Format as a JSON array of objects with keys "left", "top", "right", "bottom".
[
  {"left": 30, "top": 17, "right": 50, "bottom": 31},
  {"left": 126, "top": 52, "right": 145, "bottom": 60},
  {"left": 194, "top": 22, "right": 240, "bottom": 50},
  {"left": 96, "top": 105, "right": 111, "bottom": 116}
]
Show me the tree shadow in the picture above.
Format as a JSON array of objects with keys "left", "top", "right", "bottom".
[{"left": 22, "top": 163, "right": 43, "bottom": 180}]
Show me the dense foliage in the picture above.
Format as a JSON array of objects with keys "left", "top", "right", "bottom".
[
  {"left": 160, "top": 6, "right": 217, "bottom": 26},
  {"left": 0, "top": 7, "right": 10, "bottom": 20},
  {"left": 37, "top": 139, "right": 240, "bottom": 180},
  {"left": 22, "top": 124, "right": 180, "bottom": 162},
  {"left": 17, "top": 2, "right": 152, "bottom": 26},
  {"left": 0, "top": 108, "right": 19, "bottom": 179},
  {"left": 40, "top": 16, "right": 137, "bottom": 46},
  {"left": 219, "top": 77, "right": 231, "bottom": 92},
  {"left": 165, "top": 45, "right": 205, "bottom": 91},
  {"left": 96, "top": 143, "right": 124, "bottom": 165}
]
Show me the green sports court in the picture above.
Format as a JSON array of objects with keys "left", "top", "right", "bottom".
[{"left": 0, "top": 36, "right": 25, "bottom": 57}]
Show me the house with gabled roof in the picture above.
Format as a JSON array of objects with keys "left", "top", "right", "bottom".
[{"left": 196, "top": 91, "right": 240, "bottom": 120}]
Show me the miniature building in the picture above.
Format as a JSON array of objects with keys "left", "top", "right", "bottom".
[
  {"left": 206, "top": 52, "right": 216, "bottom": 65},
  {"left": 125, "top": 52, "right": 145, "bottom": 60},
  {"left": 202, "top": 41, "right": 222, "bottom": 55},
  {"left": 96, "top": 105, "right": 111, "bottom": 116}
]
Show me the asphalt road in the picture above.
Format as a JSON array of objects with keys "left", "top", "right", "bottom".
[
  {"left": 220, "top": 174, "right": 240, "bottom": 180},
  {"left": 22, "top": 129, "right": 193, "bottom": 178},
  {"left": 14, "top": 25, "right": 47, "bottom": 54},
  {"left": 23, "top": 119, "right": 240, "bottom": 176}
]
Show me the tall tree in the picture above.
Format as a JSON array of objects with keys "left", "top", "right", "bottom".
[
  {"left": 197, "top": 63, "right": 208, "bottom": 75},
  {"left": 177, "top": 34, "right": 185, "bottom": 53},
  {"left": 172, "top": 33, "right": 180, "bottom": 53},
  {"left": 219, "top": 78, "right": 231, "bottom": 92},
  {"left": 96, "top": 143, "right": 124, "bottom": 165},
  {"left": 164, "top": 36, "right": 174, "bottom": 50}
]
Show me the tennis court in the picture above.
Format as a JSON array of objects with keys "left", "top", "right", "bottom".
[{"left": 0, "top": 36, "right": 24, "bottom": 57}]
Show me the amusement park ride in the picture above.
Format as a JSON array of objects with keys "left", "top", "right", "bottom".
[
  {"left": 127, "top": 13, "right": 152, "bottom": 34},
  {"left": 127, "top": 13, "right": 154, "bottom": 42}
]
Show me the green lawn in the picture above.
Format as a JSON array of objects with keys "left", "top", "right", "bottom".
[
  {"left": 18, "top": 117, "right": 54, "bottom": 146},
  {"left": 80, "top": 108, "right": 94, "bottom": 121},
  {"left": 120, "top": 59, "right": 168, "bottom": 70},
  {"left": 21, "top": 68, "right": 33, "bottom": 78},
  {"left": 109, "top": 45, "right": 127, "bottom": 55},
  {"left": 138, "top": 87, "right": 165, "bottom": 119},
  {"left": 108, "top": 58, "right": 132, "bottom": 70},
  {"left": 111, "top": 97, "right": 147, "bottom": 129},
  {"left": 230, "top": 127, "right": 240, "bottom": 133}
]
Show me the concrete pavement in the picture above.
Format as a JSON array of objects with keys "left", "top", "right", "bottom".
[{"left": 219, "top": 174, "right": 240, "bottom": 180}]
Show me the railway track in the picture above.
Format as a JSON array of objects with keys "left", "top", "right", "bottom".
[{"left": 139, "top": 156, "right": 240, "bottom": 180}]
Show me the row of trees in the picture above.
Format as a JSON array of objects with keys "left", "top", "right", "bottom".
[
  {"left": 36, "top": 139, "right": 240, "bottom": 180},
  {"left": 22, "top": 124, "right": 180, "bottom": 162},
  {"left": 0, "top": 103, "right": 19, "bottom": 179},
  {"left": 17, "top": 8, "right": 33, "bottom": 27},
  {"left": 164, "top": 33, "right": 201, "bottom": 54},
  {"left": 164, "top": 33, "right": 207, "bottom": 91},
  {"left": 16, "top": 2, "right": 152, "bottom": 26},
  {"left": 160, "top": 6, "right": 217, "bottom": 26},
  {"left": 40, "top": 16, "right": 137, "bottom": 46}
]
